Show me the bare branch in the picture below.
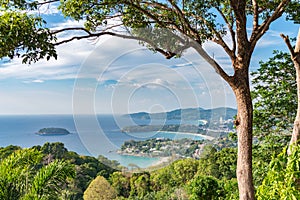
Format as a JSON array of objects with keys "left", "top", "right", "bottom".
[
  {"left": 51, "top": 27, "right": 92, "bottom": 35},
  {"left": 281, "top": 29, "right": 300, "bottom": 66},
  {"left": 36, "top": 0, "right": 59, "bottom": 6},
  {"left": 54, "top": 35, "right": 93, "bottom": 46},
  {"left": 280, "top": 34, "right": 296, "bottom": 56},
  {"left": 97, "top": 23, "right": 124, "bottom": 32}
]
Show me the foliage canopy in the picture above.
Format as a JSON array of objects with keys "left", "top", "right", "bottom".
[{"left": 251, "top": 50, "right": 297, "bottom": 135}]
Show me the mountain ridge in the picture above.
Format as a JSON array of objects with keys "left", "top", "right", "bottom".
[{"left": 125, "top": 107, "right": 237, "bottom": 121}]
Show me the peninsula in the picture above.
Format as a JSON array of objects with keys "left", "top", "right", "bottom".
[{"left": 36, "top": 128, "right": 70, "bottom": 136}]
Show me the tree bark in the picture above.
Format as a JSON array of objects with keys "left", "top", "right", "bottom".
[
  {"left": 231, "top": 69, "right": 255, "bottom": 200},
  {"left": 290, "top": 60, "right": 300, "bottom": 146},
  {"left": 289, "top": 30, "right": 300, "bottom": 153},
  {"left": 282, "top": 28, "right": 300, "bottom": 154}
]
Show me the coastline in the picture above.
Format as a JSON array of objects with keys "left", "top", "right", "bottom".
[
  {"left": 150, "top": 156, "right": 172, "bottom": 167},
  {"left": 156, "top": 131, "right": 215, "bottom": 140},
  {"left": 117, "top": 131, "right": 215, "bottom": 167}
]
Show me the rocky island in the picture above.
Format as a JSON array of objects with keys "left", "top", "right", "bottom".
[{"left": 36, "top": 128, "right": 70, "bottom": 136}]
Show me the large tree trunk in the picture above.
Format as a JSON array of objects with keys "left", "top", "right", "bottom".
[{"left": 232, "top": 69, "right": 255, "bottom": 200}]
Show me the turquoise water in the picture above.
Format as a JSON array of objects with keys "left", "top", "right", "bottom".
[{"left": 108, "top": 154, "right": 160, "bottom": 169}]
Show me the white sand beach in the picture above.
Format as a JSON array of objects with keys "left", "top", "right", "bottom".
[
  {"left": 156, "top": 131, "right": 215, "bottom": 140},
  {"left": 149, "top": 156, "right": 173, "bottom": 168}
]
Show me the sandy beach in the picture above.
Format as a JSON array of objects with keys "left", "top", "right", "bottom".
[
  {"left": 156, "top": 131, "right": 215, "bottom": 140},
  {"left": 147, "top": 156, "right": 173, "bottom": 169}
]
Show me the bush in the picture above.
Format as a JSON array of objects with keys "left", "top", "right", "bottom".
[
  {"left": 83, "top": 176, "right": 117, "bottom": 200},
  {"left": 256, "top": 146, "right": 300, "bottom": 200},
  {"left": 186, "top": 174, "right": 220, "bottom": 200}
]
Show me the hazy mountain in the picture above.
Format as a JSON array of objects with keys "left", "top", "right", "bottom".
[{"left": 125, "top": 107, "right": 237, "bottom": 121}]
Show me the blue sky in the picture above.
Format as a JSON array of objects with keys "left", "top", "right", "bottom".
[{"left": 0, "top": 6, "right": 299, "bottom": 115}]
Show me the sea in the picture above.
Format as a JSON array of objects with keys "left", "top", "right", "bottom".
[{"left": 0, "top": 115, "right": 204, "bottom": 168}]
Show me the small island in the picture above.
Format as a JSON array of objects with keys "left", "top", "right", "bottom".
[{"left": 36, "top": 128, "right": 70, "bottom": 136}]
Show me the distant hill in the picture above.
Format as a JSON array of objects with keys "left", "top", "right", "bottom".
[{"left": 125, "top": 107, "right": 237, "bottom": 121}]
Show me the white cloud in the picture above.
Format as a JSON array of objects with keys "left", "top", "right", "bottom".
[
  {"left": 32, "top": 79, "right": 44, "bottom": 83},
  {"left": 0, "top": 37, "right": 96, "bottom": 81}
]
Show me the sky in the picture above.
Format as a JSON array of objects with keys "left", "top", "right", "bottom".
[{"left": 0, "top": 5, "right": 299, "bottom": 115}]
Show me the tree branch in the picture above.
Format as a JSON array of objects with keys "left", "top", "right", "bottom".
[
  {"left": 252, "top": 0, "right": 259, "bottom": 31},
  {"left": 185, "top": 10, "right": 236, "bottom": 61},
  {"left": 230, "top": 0, "right": 250, "bottom": 59},
  {"left": 281, "top": 29, "right": 300, "bottom": 66},
  {"left": 190, "top": 42, "right": 232, "bottom": 84},
  {"left": 53, "top": 31, "right": 188, "bottom": 59},
  {"left": 295, "top": 28, "right": 300, "bottom": 53},
  {"left": 51, "top": 27, "right": 92, "bottom": 35},
  {"left": 280, "top": 34, "right": 296, "bottom": 56},
  {"left": 127, "top": 2, "right": 168, "bottom": 29},
  {"left": 141, "top": 1, "right": 172, "bottom": 11},
  {"left": 250, "top": 0, "right": 290, "bottom": 50},
  {"left": 36, "top": 0, "right": 59, "bottom": 6},
  {"left": 215, "top": 7, "right": 236, "bottom": 56},
  {"left": 167, "top": 0, "right": 199, "bottom": 39},
  {"left": 211, "top": 37, "right": 235, "bottom": 61}
]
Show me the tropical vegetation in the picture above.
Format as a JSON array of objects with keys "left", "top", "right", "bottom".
[{"left": 0, "top": 142, "right": 118, "bottom": 199}]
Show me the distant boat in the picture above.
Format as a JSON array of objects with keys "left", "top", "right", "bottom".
[{"left": 36, "top": 127, "right": 70, "bottom": 136}]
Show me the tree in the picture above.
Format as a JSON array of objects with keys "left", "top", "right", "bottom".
[
  {"left": 129, "top": 172, "right": 151, "bottom": 198},
  {"left": 1, "top": 1, "right": 299, "bottom": 199},
  {"left": 0, "top": 149, "right": 75, "bottom": 199},
  {"left": 170, "top": 159, "right": 199, "bottom": 185},
  {"left": 22, "top": 160, "right": 76, "bottom": 200},
  {"left": 109, "top": 172, "right": 131, "bottom": 198},
  {"left": 256, "top": 146, "right": 300, "bottom": 200},
  {"left": 0, "top": 149, "right": 42, "bottom": 200},
  {"left": 0, "top": 145, "right": 22, "bottom": 159},
  {"left": 280, "top": 29, "right": 300, "bottom": 153},
  {"left": 251, "top": 51, "right": 296, "bottom": 135},
  {"left": 186, "top": 174, "right": 220, "bottom": 200},
  {"left": 83, "top": 176, "right": 117, "bottom": 200}
]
